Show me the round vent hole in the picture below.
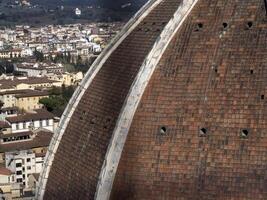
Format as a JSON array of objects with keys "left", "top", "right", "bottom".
[
  {"left": 241, "top": 129, "right": 249, "bottom": 138},
  {"left": 247, "top": 21, "right": 253, "bottom": 29},
  {"left": 160, "top": 126, "right": 167, "bottom": 134},
  {"left": 199, "top": 128, "right": 207, "bottom": 137},
  {"left": 222, "top": 22, "right": 228, "bottom": 29}
]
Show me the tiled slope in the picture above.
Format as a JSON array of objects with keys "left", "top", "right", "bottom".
[
  {"left": 44, "top": 0, "right": 182, "bottom": 199},
  {"left": 112, "top": 0, "right": 267, "bottom": 199}
]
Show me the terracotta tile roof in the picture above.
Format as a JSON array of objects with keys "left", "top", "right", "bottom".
[
  {"left": 6, "top": 109, "right": 55, "bottom": 123},
  {"left": 0, "top": 121, "right": 11, "bottom": 129},
  {"left": 0, "top": 167, "right": 12, "bottom": 176},
  {"left": 0, "top": 77, "right": 60, "bottom": 90},
  {"left": 1, "top": 107, "right": 19, "bottom": 112},
  {"left": 15, "top": 90, "right": 49, "bottom": 98},
  {"left": 0, "top": 130, "right": 53, "bottom": 153},
  {"left": 0, "top": 89, "right": 49, "bottom": 98}
]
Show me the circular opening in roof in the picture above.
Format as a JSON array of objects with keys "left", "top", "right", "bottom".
[
  {"left": 199, "top": 128, "right": 207, "bottom": 137},
  {"left": 241, "top": 129, "right": 249, "bottom": 138},
  {"left": 222, "top": 22, "right": 228, "bottom": 29},
  {"left": 247, "top": 21, "right": 253, "bottom": 29},
  {"left": 160, "top": 126, "right": 167, "bottom": 134}
]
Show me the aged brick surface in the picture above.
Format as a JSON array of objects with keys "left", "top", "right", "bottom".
[
  {"left": 44, "top": 1, "right": 182, "bottom": 199},
  {"left": 111, "top": 0, "right": 267, "bottom": 199}
]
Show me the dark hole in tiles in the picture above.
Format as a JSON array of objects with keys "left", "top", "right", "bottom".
[
  {"left": 152, "top": 22, "right": 156, "bottom": 25},
  {"left": 160, "top": 126, "right": 167, "bottom": 134},
  {"left": 247, "top": 21, "right": 253, "bottom": 29},
  {"left": 194, "top": 23, "right": 203, "bottom": 32},
  {"left": 241, "top": 129, "right": 249, "bottom": 138},
  {"left": 250, "top": 69, "right": 254, "bottom": 74},
  {"left": 261, "top": 95, "right": 265, "bottom": 100},
  {"left": 156, "top": 28, "right": 161, "bottom": 32},
  {"left": 199, "top": 128, "right": 207, "bottom": 137},
  {"left": 197, "top": 23, "right": 203, "bottom": 29},
  {"left": 222, "top": 22, "right": 228, "bottom": 29}
]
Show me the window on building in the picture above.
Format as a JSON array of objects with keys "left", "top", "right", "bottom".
[
  {"left": 15, "top": 124, "right": 19, "bottom": 130},
  {"left": 16, "top": 171, "right": 22, "bottom": 175},
  {"left": 27, "top": 158, "right": 31, "bottom": 162},
  {"left": 40, "top": 120, "right": 43, "bottom": 127},
  {"left": 27, "top": 166, "right": 31, "bottom": 170},
  {"left": 23, "top": 122, "right": 26, "bottom": 129},
  {"left": 16, "top": 163, "right": 22, "bottom": 167},
  {"left": 17, "top": 178, "right": 23, "bottom": 183}
]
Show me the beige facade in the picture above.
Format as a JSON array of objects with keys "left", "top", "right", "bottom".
[
  {"left": 0, "top": 90, "right": 49, "bottom": 111},
  {"left": 15, "top": 95, "right": 48, "bottom": 111}
]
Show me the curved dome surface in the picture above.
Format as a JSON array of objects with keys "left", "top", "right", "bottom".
[{"left": 37, "top": 0, "right": 267, "bottom": 199}]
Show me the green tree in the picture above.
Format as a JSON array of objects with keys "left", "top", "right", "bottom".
[{"left": 34, "top": 50, "right": 44, "bottom": 62}]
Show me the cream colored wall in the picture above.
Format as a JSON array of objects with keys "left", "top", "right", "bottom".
[
  {"left": 16, "top": 95, "right": 48, "bottom": 111},
  {"left": 17, "top": 82, "right": 61, "bottom": 90},
  {"left": 0, "top": 153, "right": 4, "bottom": 164},
  {"left": 2, "top": 128, "right": 12, "bottom": 135},
  {"left": 0, "top": 184, "right": 11, "bottom": 194},
  {"left": 48, "top": 72, "right": 83, "bottom": 86},
  {"left": 16, "top": 83, "right": 30, "bottom": 90},
  {"left": 32, "top": 147, "right": 48, "bottom": 154},
  {"left": 0, "top": 94, "right": 16, "bottom": 108}
]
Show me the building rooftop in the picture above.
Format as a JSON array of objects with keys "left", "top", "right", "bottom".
[
  {"left": 0, "top": 130, "right": 53, "bottom": 153},
  {"left": 6, "top": 109, "right": 54, "bottom": 123},
  {"left": 0, "top": 121, "right": 11, "bottom": 129},
  {"left": 0, "top": 77, "right": 60, "bottom": 90},
  {"left": 0, "top": 167, "right": 12, "bottom": 176},
  {"left": 0, "top": 89, "right": 49, "bottom": 98}
]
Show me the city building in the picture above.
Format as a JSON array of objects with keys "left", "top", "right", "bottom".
[
  {"left": 6, "top": 109, "right": 55, "bottom": 133},
  {"left": 0, "top": 129, "right": 52, "bottom": 162},
  {"left": 37, "top": 0, "right": 267, "bottom": 200},
  {"left": 5, "top": 150, "right": 45, "bottom": 189},
  {"left": 0, "top": 167, "right": 14, "bottom": 198},
  {"left": 0, "top": 77, "right": 61, "bottom": 92},
  {"left": 46, "top": 72, "right": 83, "bottom": 86},
  {"left": 14, "top": 62, "right": 64, "bottom": 77},
  {"left": 0, "top": 89, "right": 49, "bottom": 111}
]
